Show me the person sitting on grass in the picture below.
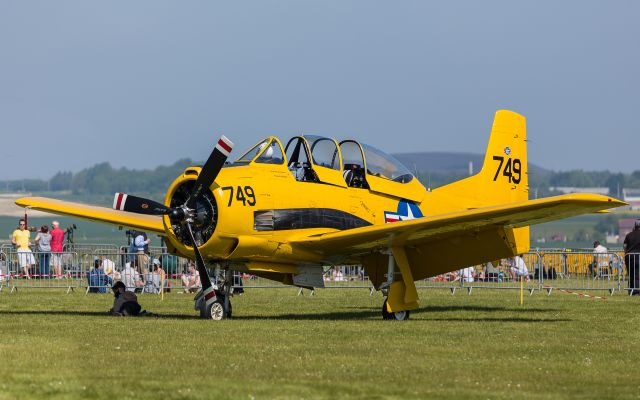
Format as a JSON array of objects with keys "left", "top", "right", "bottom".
[
  {"left": 153, "top": 258, "right": 170, "bottom": 293},
  {"left": 100, "top": 254, "right": 117, "bottom": 281},
  {"left": 181, "top": 261, "right": 201, "bottom": 293},
  {"left": 110, "top": 281, "right": 142, "bottom": 316},
  {"left": 88, "top": 259, "right": 112, "bottom": 293},
  {"left": 509, "top": 254, "right": 530, "bottom": 282},
  {"left": 122, "top": 260, "right": 144, "bottom": 292}
]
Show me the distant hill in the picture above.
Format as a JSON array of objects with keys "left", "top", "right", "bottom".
[
  {"left": 393, "top": 152, "right": 550, "bottom": 176},
  {"left": 393, "top": 152, "right": 552, "bottom": 189}
]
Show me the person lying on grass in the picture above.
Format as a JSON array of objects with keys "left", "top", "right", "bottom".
[{"left": 110, "top": 281, "right": 145, "bottom": 316}]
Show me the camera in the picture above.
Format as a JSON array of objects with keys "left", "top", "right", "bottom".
[
  {"left": 65, "top": 224, "right": 77, "bottom": 234},
  {"left": 64, "top": 224, "right": 77, "bottom": 244}
]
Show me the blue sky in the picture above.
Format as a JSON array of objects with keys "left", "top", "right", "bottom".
[{"left": 1, "top": 1, "right": 638, "bottom": 180}]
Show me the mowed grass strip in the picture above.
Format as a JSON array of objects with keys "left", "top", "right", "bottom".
[{"left": 0, "top": 288, "right": 638, "bottom": 399}]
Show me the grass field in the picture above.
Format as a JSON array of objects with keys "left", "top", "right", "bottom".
[{"left": 0, "top": 288, "right": 638, "bottom": 399}]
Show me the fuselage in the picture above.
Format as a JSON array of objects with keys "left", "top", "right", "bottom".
[{"left": 161, "top": 135, "right": 479, "bottom": 267}]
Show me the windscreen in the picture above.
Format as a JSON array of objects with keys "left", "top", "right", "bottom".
[{"left": 235, "top": 139, "right": 269, "bottom": 163}]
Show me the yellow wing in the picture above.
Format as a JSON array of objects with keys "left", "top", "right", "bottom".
[
  {"left": 15, "top": 197, "right": 165, "bottom": 234},
  {"left": 290, "top": 193, "right": 625, "bottom": 265}
]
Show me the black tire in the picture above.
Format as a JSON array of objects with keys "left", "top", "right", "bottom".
[
  {"left": 381, "top": 298, "right": 393, "bottom": 320},
  {"left": 200, "top": 295, "right": 232, "bottom": 320},
  {"left": 204, "top": 299, "right": 226, "bottom": 320},
  {"left": 382, "top": 298, "right": 410, "bottom": 321}
]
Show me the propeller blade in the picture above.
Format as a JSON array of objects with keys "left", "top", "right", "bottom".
[
  {"left": 185, "top": 222, "right": 217, "bottom": 307},
  {"left": 112, "top": 192, "right": 172, "bottom": 215},
  {"left": 186, "top": 135, "right": 234, "bottom": 209}
]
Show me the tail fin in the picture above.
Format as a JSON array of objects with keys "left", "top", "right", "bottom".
[
  {"left": 434, "top": 110, "right": 528, "bottom": 206},
  {"left": 432, "top": 110, "right": 530, "bottom": 254}
]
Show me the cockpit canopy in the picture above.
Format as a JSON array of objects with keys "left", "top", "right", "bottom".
[{"left": 234, "top": 135, "right": 414, "bottom": 184}]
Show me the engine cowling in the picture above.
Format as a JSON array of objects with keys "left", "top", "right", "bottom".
[
  {"left": 167, "top": 179, "right": 217, "bottom": 247},
  {"left": 162, "top": 169, "right": 223, "bottom": 259}
]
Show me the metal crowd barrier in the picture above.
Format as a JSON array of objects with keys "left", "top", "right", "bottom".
[
  {"left": 3, "top": 247, "right": 639, "bottom": 297},
  {"left": 411, "top": 250, "right": 639, "bottom": 296},
  {"left": 63, "top": 243, "right": 119, "bottom": 253},
  {"left": 619, "top": 251, "right": 640, "bottom": 295},
  {"left": 3, "top": 250, "right": 80, "bottom": 293},
  {"left": 415, "top": 252, "right": 541, "bottom": 294},
  {"left": 536, "top": 250, "right": 623, "bottom": 294}
]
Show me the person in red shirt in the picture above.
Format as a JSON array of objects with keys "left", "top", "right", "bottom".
[{"left": 50, "top": 221, "right": 65, "bottom": 279}]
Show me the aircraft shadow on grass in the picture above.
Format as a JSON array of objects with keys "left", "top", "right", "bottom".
[
  {"left": 0, "top": 305, "right": 569, "bottom": 322},
  {"left": 0, "top": 310, "right": 194, "bottom": 320},
  {"left": 233, "top": 305, "right": 570, "bottom": 322}
]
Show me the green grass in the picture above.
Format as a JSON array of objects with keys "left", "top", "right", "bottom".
[{"left": 0, "top": 288, "right": 638, "bottom": 399}]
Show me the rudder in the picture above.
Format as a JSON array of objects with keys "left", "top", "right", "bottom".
[
  {"left": 434, "top": 110, "right": 528, "bottom": 206},
  {"left": 431, "top": 110, "right": 530, "bottom": 254}
]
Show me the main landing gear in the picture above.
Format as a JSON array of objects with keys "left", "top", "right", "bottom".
[
  {"left": 382, "top": 298, "right": 410, "bottom": 321},
  {"left": 379, "top": 250, "right": 415, "bottom": 321}
]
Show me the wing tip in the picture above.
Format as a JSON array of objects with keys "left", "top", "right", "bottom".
[
  {"left": 602, "top": 196, "right": 627, "bottom": 208},
  {"left": 15, "top": 197, "right": 33, "bottom": 208}
]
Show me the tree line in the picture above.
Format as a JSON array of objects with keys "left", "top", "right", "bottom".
[
  {"left": 0, "top": 159, "right": 194, "bottom": 199},
  {"left": 2, "top": 160, "right": 639, "bottom": 201}
]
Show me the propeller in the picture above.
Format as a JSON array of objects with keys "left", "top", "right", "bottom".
[
  {"left": 113, "top": 193, "right": 172, "bottom": 215},
  {"left": 186, "top": 136, "right": 233, "bottom": 210},
  {"left": 180, "top": 136, "right": 233, "bottom": 308},
  {"left": 112, "top": 135, "right": 234, "bottom": 218},
  {"left": 111, "top": 135, "right": 234, "bottom": 304}
]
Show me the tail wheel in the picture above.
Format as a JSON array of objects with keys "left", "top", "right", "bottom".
[{"left": 382, "top": 298, "right": 410, "bottom": 321}]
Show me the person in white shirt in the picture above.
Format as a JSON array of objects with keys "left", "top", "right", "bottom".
[
  {"left": 121, "top": 261, "right": 143, "bottom": 292},
  {"left": 101, "top": 255, "right": 117, "bottom": 280},
  {"left": 459, "top": 266, "right": 475, "bottom": 283},
  {"left": 509, "top": 255, "right": 529, "bottom": 281},
  {"left": 590, "top": 241, "right": 609, "bottom": 277}
]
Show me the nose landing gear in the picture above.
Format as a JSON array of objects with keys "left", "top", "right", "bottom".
[
  {"left": 201, "top": 295, "right": 232, "bottom": 320},
  {"left": 195, "top": 268, "right": 234, "bottom": 320}
]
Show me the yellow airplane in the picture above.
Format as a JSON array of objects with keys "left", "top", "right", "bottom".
[{"left": 16, "top": 110, "right": 625, "bottom": 320}]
